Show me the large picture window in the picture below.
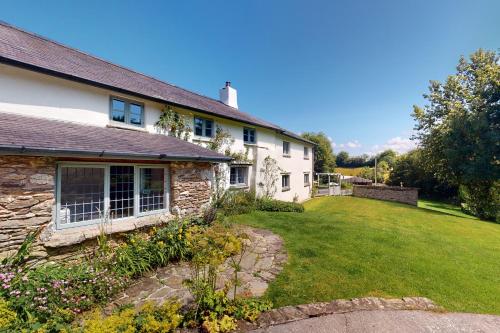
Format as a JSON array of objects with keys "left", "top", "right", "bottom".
[
  {"left": 140, "top": 168, "right": 165, "bottom": 212},
  {"left": 110, "top": 97, "right": 144, "bottom": 127},
  {"left": 57, "top": 164, "right": 169, "bottom": 229},
  {"left": 60, "top": 167, "right": 105, "bottom": 224}
]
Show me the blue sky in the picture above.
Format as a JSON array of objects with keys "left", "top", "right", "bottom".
[{"left": 2, "top": 0, "right": 499, "bottom": 155}]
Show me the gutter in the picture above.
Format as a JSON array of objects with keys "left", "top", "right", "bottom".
[
  {"left": 0, "top": 145, "right": 233, "bottom": 163},
  {"left": 0, "top": 57, "right": 315, "bottom": 146}
]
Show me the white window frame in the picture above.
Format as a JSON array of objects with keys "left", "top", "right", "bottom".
[
  {"left": 283, "top": 141, "right": 291, "bottom": 156},
  {"left": 230, "top": 166, "right": 249, "bottom": 187},
  {"left": 56, "top": 162, "right": 170, "bottom": 230}
]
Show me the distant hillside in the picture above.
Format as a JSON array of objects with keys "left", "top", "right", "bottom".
[{"left": 335, "top": 167, "right": 364, "bottom": 176}]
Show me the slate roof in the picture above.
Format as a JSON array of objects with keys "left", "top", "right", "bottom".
[
  {"left": 0, "top": 21, "right": 313, "bottom": 145},
  {"left": 0, "top": 113, "right": 231, "bottom": 162}
]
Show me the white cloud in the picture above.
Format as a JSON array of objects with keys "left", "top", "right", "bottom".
[
  {"left": 346, "top": 140, "right": 361, "bottom": 148},
  {"left": 369, "top": 137, "right": 417, "bottom": 154}
]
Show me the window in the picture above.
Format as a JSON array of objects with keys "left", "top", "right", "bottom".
[
  {"left": 304, "top": 173, "right": 310, "bottom": 186},
  {"left": 140, "top": 168, "right": 165, "bottom": 212},
  {"left": 110, "top": 97, "right": 144, "bottom": 126},
  {"left": 243, "top": 128, "right": 256, "bottom": 144},
  {"left": 57, "top": 164, "right": 168, "bottom": 229},
  {"left": 283, "top": 141, "right": 290, "bottom": 156},
  {"left": 194, "top": 117, "right": 214, "bottom": 137},
  {"left": 230, "top": 166, "right": 248, "bottom": 186},
  {"left": 282, "top": 174, "right": 290, "bottom": 191},
  {"left": 304, "top": 147, "right": 309, "bottom": 159},
  {"left": 110, "top": 166, "right": 134, "bottom": 219},
  {"left": 60, "top": 166, "right": 105, "bottom": 224}
]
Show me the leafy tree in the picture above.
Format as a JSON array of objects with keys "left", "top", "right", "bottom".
[
  {"left": 388, "top": 149, "right": 457, "bottom": 199},
  {"left": 373, "top": 149, "right": 397, "bottom": 168},
  {"left": 358, "top": 161, "right": 390, "bottom": 183},
  {"left": 301, "top": 132, "right": 336, "bottom": 173},
  {"left": 413, "top": 49, "right": 499, "bottom": 221},
  {"left": 336, "top": 151, "right": 350, "bottom": 167}
]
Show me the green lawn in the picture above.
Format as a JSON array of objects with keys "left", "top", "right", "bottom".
[
  {"left": 418, "top": 199, "right": 479, "bottom": 220},
  {"left": 230, "top": 196, "right": 500, "bottom": 314}
]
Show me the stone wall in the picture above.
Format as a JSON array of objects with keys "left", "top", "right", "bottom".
[
  {"left": 0, "top": 156, "right": 215, "bottom": 262},
  {"left": 170, "top": 161, "right": 213, "bottom": 215},
  {"left": 353, "top": 185, "right": 418, "bottom": 206},
  {"left": 0, "top": 155, "right": 55, "bottom": 259}
]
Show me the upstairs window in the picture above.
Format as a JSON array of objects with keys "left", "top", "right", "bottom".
[
  {"left": 243, "top": 128, "right": 256, "bottom": 144},
  {"left": 194, "top": 117, "right": 214, "bottom": 137},
  {"left": 282, "top": 174, "right": 290, "bottom": 191},
  {"left": 230, "top": 166, "right": 248, "bottom": 186},
  {"left": 283, "top": 141, "right": 290, "bottom": 156},
  {"left": 110, "top": 97, "right": 143, "bottom": 127},
  {"left": 304, "top": 146, "right": 309, "bottom": 159}
]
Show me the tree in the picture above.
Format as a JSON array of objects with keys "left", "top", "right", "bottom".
[
  {"left": 374, "top": 149, "right": 397, "bottom": 168},
  {"left": 413, "top": 49, "right": 499, "bottom": 221},
  {"left": 336, "top": 151, "right": 350, "bottom": 167},
  {"left": 301, "top": 132, "right": 336, "bottom": 173},
  {"left": 388, "top": 149, "right": 457, "bottom": 199}
]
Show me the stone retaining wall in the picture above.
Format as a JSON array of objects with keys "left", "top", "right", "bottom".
[
  {"left": 0, "top": 155, "right": 215, "bottom": 261},
  {"left": 353, "top": 185, "right": 418, "bottom": 206}
]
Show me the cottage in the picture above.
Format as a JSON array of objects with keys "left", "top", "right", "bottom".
[{"left": 0, "top": 22, "right": 314, "bottom": 259}]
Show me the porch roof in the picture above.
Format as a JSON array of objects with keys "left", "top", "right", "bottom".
[{"left": 0, "top": 112, "right": 232, "bottom": 162}]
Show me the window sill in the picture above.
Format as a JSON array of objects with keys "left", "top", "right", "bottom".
[
  {"left": 282, "top": 187, "right": 291, "bottom": 192},
  {"left": 304, "top": 184, "right": 310, "bottom": 187},
  {"left": 41, "top": 212, "right": 173, "bottom": 248},
  {"left": 107, "top": 122, "right": 147, "bottom": 132},
  {"left": 243, "top": 143, "right": 257, "bottom": 146},
  {"left": 304, "top": 157, "right": 310, "bottom": 160},
  {"left": 192, "top": 136, "right": 213, "bottom": 143},
  {"left": 282, "top": 154, "right": 291, "bottom": 158},
  {"left": 229, "top": 185, "right": 249, "bottom": 190}
]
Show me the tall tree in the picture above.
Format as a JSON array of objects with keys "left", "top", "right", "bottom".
[
  {"left": 413, "top": 49, "right": 499, "bottom": 221},
  {"left": 336, "top": 151, "right": 350, "bottom": 167},
  {"left": 301, "top": 132, "right": 336, "bottom": 173}
]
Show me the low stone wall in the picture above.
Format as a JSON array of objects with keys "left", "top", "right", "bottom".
[{"left": 353, "top": 185, "right": 418, "bottom": 206}]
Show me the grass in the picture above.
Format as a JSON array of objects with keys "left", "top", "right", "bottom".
[
  {"left": 230, "top": 196, "right": 500, "bottom": 314},
  {"left": 335, "top": 167, "right": 365, "bottom": 176},
  {"left": 418, "top": 199, "right": 478, "bottom": 220}
]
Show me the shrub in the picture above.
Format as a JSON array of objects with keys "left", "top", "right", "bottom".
[
  {"left": 255, "top": 198, "right": 304, "bottom": 213},
  {"left": 216, "top": 190, "right": 256, "bottom": 216},
  {"left": 78, "top": 300, "right": 183, "bottom": 333},
  {"left": 341, "top": 182, "right": 353, "bottom": 190}
]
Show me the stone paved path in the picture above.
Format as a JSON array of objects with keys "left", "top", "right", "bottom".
[
  {"left": 250, "top": 310, "right": 500, "bottom": 333},
  {"left": 108, "top": 226, "right": 287, "bottom": 309}
]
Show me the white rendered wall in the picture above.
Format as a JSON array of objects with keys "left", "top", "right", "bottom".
[{"left": 0, "top": 64, "right": 314, "bottom": 202}]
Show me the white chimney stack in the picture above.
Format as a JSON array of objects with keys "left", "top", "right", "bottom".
[{"left": 219, "top": 81, "right": 238, "bottom": 109}]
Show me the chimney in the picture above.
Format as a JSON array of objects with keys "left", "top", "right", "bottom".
[{"left": 219, "top": 81, "right": 238, "bottom": 109}]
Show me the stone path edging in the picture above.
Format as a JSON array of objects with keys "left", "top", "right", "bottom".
[{"left": 235, "top": 297, "right": 441, "bottom": 332}]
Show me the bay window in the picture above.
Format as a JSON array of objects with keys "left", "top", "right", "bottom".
[{"left": 57, "top": 164, "right": 169, "bottom": 229}]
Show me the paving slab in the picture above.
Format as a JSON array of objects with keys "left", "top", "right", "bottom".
[{"left": 250, "top": 310, "right": 500, "bottom": 333}]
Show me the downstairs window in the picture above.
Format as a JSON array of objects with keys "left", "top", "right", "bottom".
[
  {"left": 57, "top": 164, "right": 168, "bottom": 229},
  {"left": 230, "top": 166, "right": 248, "bottom": 186}
]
